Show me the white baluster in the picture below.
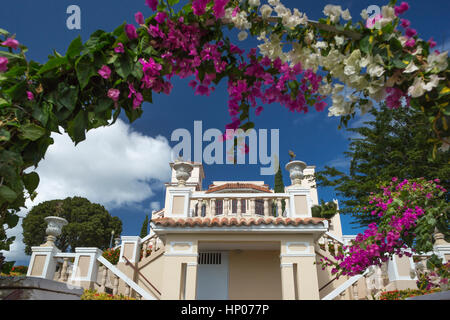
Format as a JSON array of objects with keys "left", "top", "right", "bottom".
[
  {"left": 264, "top": 199, "right": 269, "bottom": 217},
  {"left": 113, "top": 274, "right": 119, "bottom": 296},
  {"left": 61, "top": 258, "right": 69, "bottom": 282}
]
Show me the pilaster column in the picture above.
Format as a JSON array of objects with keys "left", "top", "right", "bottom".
[
  {"left": 185, "top": 262, "right": 198, "bottom": 300},
  {"left": 280, "top": 262, "right": 296, "bottom": 300}
]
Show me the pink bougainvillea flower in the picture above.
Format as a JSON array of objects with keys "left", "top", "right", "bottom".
[
  {"left": 394, "top": 2, "right": 410, "bottom": 16},
  {"left": 427, "top": 37, "right": 437, "bottom": 49},
  {"left": 135, "top": 12, "right": 145, "bottom": 25},
  {"left": 98, "top": 65, "right": 111, "bottom": 79},
  {"left": 1, "top": 38, "right": 19, "bottom": 50},
  {"left": 26, "top": 91, "right": 34, "bottom": 101},
  {"left": 213, "top": 0, "right": 229, "bottom": 19},
  {"left": 405, "top": 28, "right": 417, "bottom": 38},
  {"left": 145, "top": 0, "right": 158, "bottom": 11},
  {"left": 192, "top": 0, "right": 211, "bottom": 16},
  {"left": 314, "top": 101, "right": 327, "bottom": 112},
  {"left": 255, "top": 106, "right": 264, "bottom": 116},
  {"left": 114, "top": 43, "right": 124, "bottom": 53},
  {"left": 0, "top": 57, "right": 8, "bottom": 72},
  {"left": 125, "top": 24, "right": 138, "bottom": 40},
  {"left": 405, "top": 38, "right": 416, "bottom": 48},
  {"left": 133, "top": 92, "right": 143, "bottom": 109},
  {"left": 107, "top": 88, "right": 120, "bottom": 102},
  {"left": 366, "top": 14, "right": 382, "bottom": 29},
  {"left": 400, "top": 19, "right": 411, "bottom": 29},
  {"left": 155, "top": 12, "right": 167, "bottom": 24}
]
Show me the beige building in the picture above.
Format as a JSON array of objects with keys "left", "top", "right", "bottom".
[{"left": 27, "top": 161, "right": 450, "bottom": 300}]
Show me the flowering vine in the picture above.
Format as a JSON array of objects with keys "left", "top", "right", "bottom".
[{"left": 319, "top": 178, "right": 449, "bottom": 278}]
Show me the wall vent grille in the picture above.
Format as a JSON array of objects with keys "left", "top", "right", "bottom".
[{"left": 198, "top": 252, "right": 222, "bottom": 265}]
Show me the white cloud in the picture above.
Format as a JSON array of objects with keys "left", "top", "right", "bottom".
[
  {"left": 2, "top": 119, "right": 173, "bottom": 264},
  {"left": 150, "top": 201, "right": 161, "bottom": 212}
]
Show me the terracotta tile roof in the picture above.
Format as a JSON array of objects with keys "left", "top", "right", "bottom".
[
  {"left": 152, "top": 217, "right": 325, "bottom": 227},
  {"left": 205, "top": 183, "right": 272, "bottom": 194}
]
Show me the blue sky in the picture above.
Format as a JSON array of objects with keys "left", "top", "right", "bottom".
[{"left": 1, "top": 0, "right": 449, "bottom": 264}]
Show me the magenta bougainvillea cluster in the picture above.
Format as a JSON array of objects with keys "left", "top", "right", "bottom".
[
  {"left": 97, "top": 1, "right": 326, "bottom": 133},
  {"left": 320, "top": 178, "right": 448, "bottom": 278}
]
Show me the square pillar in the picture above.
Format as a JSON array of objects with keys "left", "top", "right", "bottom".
[
  {"left": 119, "top": 236, "right": 141, "bottom": 264},
  {"left": 285, "top": 186, "right": 313, "bottom": 218},
  {"left": 27, "top": 246, "right": 59, "bottom": 279},
  {"left": 161, "top": 240, "right": 198, "bottom": 300},
  {"left": 280, "top": 240, "right": 320, "bottom": 300},
  {"left": 165, "top": 187, "right": 192, "bottom": 218},
  {"left": 70, "top": 248, "right": 103, "bottom": 289}
]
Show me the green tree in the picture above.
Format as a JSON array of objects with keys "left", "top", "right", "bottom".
[
  {"left": 274, "top": 162, "right": 286, "bottom": 215},
  {"left": 315, "top": 104, "right": 450, "bottom": 229},
  {"left": 140, "top": 215, "right": 149, "bottom": 238},
  {"left": 22, "top": 197, "right": 122, "bottom": 255}
]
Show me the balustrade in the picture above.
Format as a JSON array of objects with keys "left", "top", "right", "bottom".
[{"left": 191, "top": 195, "right": 290, "bottom": 218}]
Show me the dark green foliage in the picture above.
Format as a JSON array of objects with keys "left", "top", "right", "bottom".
[
  {"left": 139, "top": 215, "right": 149, "bottom": 238},
  {"left": 274, "top": 162, "right": 286, "bottom": 213},
  {"left": 22, "top": 197, "right": 122, "bottom": 255},
  {"left": 311, "top": 200, "right": 338, "bottom": 219},
  {"left": 315, "top": 105, "right": 450, "bottom": 228}
]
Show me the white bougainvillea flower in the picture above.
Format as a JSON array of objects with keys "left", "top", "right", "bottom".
[
  {"left": 403, "top": 61, "right": 419, "bottom": 73},
  {"left": 238, "top": 30, "right": 248, "bottom": 41}
]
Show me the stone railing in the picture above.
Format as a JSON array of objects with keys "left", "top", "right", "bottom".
[
  {"left": 140, "top": 234, "right": 164, "bottom": 261},
  {"left": 190, "top": 193, "right": 291, "bottom": 218}
]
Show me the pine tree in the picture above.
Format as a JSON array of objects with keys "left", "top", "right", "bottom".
[
  {"left": 139, "top": 215, "right": 149, "bottom": 238},
  {"left": 315, "top": 104, "right": 450, "bottom": 228}
]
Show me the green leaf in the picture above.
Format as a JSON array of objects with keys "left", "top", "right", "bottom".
[
  {"left": 23, "top": 172, "right": 40, "bottom": 194},
  {"left": 76, "top": 55, "right": 97, "bottom": 89},
  {"left": 5, "top": 212, "right": 19, "bottom": 229},
  {"left": 58, "top": 84, "right": 79, "bottom": 111},
  {"left": 66, "top": 36, "right": 83, "bottom": 59},
  {"left": 19, "top": 123, "right": 46, "bottom": 141},
  {"left": 0, "top": 128, "right": 11, "bottom": 142},
  {"left": 94, "top": 98, "right": 113, "bottom": 114},
  {"left": 168, "top": 0, "right": 180, "bottom": 5},
  {"left": 0, "top": 185, "right": 18, "bottom": 203},
  {"left": 32, "top": 102, "right": 50, "bottom": 127},
  {"left": 114, "top": 54, "right": 133, "bottom": 79},
  {"left": 360, "top": 35, "right": 373, "bottom": 54},
  {"left": 67, "top": 110, "right": 87, "bottom": 144},
  {"left": 38, "top": 56, "right": 68, "bottom": 74}
]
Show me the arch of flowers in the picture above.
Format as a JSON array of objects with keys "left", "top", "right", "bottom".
[{"left": 0, "top": 0, "right": 449, "bottom": 275}]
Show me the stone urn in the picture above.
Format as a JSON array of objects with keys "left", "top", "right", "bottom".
[
  {"left": 173, "top": 161, "right": 194, "bottom": 186},
  {"left": 42, "top": 216, "right": 68, "bottom": 247},
  {"left": 285, "top": 160, "right": 307, "bottom": 186}
]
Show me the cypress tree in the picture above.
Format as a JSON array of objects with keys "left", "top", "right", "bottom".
[
  {"left": 139, "top": 215, "right": 149, "bottom": 238},
  {"left": 274, "top": 162, "right": 286, "bottom": 214}
]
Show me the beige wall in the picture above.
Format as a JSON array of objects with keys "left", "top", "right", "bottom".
[
  {"left": 138, "top": 253, "right": 165, "bottom": 297},
  {"left": 228, "top": 250, "right": 282, "bottom": 300},
  {"left": 294, "top": 195, "right": 308, "bottom": 215},
  {"left": 30, "top": 255, "right": 46, "bottom": 276},
  {"left": 172, "top": 196, "right": 185, "bottom": 215}
]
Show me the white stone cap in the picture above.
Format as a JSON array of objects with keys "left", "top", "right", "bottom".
[
  {"left": 30, "top": 246, "right": 60, "bottom": 253},
  {"left": 74, "top": 247, "right": 103, "bottom": 255},
  {"left": 121, "top": 236, "right": 141, "bottom": 243}
]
